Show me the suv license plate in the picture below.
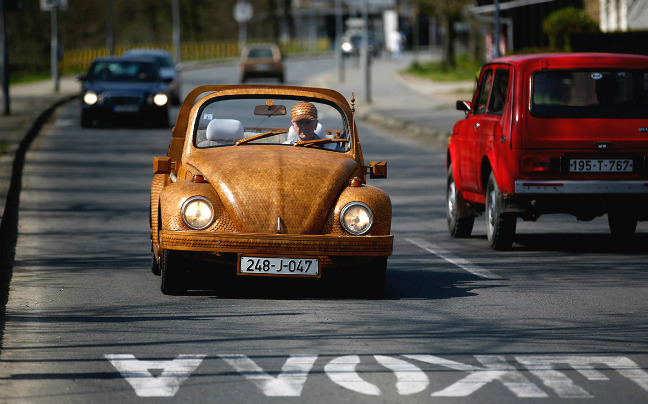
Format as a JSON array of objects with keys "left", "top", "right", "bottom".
[
  {"left": 239, "top": 256, "right": 319, "bottom": 277},
  {"left": 569, "top": 159, "right": 633, "bottom": 172}
]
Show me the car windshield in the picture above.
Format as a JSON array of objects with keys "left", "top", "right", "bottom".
[
  {"left": 194, "top": 96, "right": 351, "bottom": 152},
  {"left": 88, "top": 61, "right": 159, "bottom": 82},
  {"left": 247, "top": 48, "right": 274, "bottom": 59},
  {"left": 531, "top": 69, "right": 648, "bottom": 118}
]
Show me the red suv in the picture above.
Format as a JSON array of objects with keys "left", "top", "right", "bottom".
[{"left": 447, "top": 53, "right": 648, "bottom": 249}]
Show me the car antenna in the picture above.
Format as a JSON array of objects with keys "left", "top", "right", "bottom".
[{"left": 351, "top": 92, "right": 356, "bottom": 142}]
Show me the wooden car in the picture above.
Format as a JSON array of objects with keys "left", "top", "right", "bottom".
[{"left": 150, "top": 85, "right": 393, "bottom": 295}]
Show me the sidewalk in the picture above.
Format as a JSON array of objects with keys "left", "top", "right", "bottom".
[
  {"left": 0, "top": 76, "right": 79, "bottom": 232},
  {"left": 308, "top": 51, "right": 473, "bottom": 149}
]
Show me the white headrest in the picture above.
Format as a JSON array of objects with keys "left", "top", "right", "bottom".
[{"left": 206, "top": 119, "right": 244, "bottom": 141}]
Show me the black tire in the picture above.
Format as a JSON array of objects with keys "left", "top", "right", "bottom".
[
  {"left": 155, "top": 111, "right": 169, "bottom": 128},
  {"left": 485, "top": 173, "right": 516, "bottom": 250},
  {"left": 151, "top": 251, "right": 161, "bottom": 276},
  {"left": 446, "top": 164, "right": 474, "bottom": 238},
  {"left": 607, "top": 210, "right": 637, "bottom": 240},
  {"left": 160, "top": 250, "right": 187, "bottom": 295},
  {"left": 81, "top": 111, "right": 92, "bottom": 128},
  {"left": 357, "top": 257, "right": 387, "bottom": 299}
]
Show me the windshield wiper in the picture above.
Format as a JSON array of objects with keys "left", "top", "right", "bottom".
[
  {"left": 235, "top": 130, "right": 287, "bottom": 145},
  {"left": 293, "top": 138, "right": 349, "bottom": 147}
]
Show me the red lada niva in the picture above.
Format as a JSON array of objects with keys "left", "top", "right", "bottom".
[{"left": 447, "top": 53, "right": 648, "bottom": 249}]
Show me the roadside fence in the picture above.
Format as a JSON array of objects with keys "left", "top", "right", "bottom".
[{"left": 60, "top": 38, "right": 332, "bottom": 74}]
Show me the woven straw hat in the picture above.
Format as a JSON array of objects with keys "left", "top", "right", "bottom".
[{"left": 291, "top": 101, "right": 318, "bottom": 121}]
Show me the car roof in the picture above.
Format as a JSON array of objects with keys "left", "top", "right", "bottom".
[
  {"left": 91, "top": 56, "right": 156, "bottom": 65},
  {"left": 123, "top": 49, "right": 171, "bottom": 56},
  {"left": 487, "top": 52, "right": 648, "bottom": 70}
]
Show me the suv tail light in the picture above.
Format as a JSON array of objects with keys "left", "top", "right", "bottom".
[{"left": 521, "top": 156, "right": 561, "bottom": 174}]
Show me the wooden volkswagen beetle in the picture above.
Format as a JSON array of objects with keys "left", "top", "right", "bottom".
[{"left": 150, "top": 85, "right": 393, "bottom": 295}]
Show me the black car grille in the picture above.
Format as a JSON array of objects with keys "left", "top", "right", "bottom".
[{"left": 112, "top": 96, "right": 141, "bottom": 105}]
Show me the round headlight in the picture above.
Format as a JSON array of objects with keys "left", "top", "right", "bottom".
[
  {"left": 181, "top": 196, "right": 214, "bottom": 230},
  {"left": 340, "top": 202, "right": 374, "bottom": 235},
  {"left": 153, "top": 93, "right": 168, "bottom": 106},
  {"left": 83, "top": 92, "right": 98, "bottom": 105}
]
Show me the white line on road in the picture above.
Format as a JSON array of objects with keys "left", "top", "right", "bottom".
[{"left": 405, "top": 238, "right": 502, "bottom": 280}]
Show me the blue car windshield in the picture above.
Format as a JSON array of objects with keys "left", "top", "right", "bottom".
[{"left": 88, "top": 61, "right": 159, "bottom": 82}]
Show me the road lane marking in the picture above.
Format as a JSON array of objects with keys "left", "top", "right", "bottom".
[
  {"left": 374, "top": 355, "right": 429, "bottom": 395},
  {"left": 106, "top": 353, "right": 648, "bottom": 398},
  {"left": 406, "top": 238, "right": 502, "bottom": 279},
  {"left": 325, "top": 355, "right": 381, "bottom": 395},
  {"left": 105, "top": 354, "right": 205, "bottom": 397},
  {"left": 516, "top": 355, "right": 648, "bottom": 398},
  {"left": 404, "top": 354, "right": 547, "bottom": 397},
  {"left": 219, "top": 354, "right": 317, "bottom": 397}
]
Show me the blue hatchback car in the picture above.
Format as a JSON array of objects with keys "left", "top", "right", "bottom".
[{"left": 78, "top": 57, "right": 170, "bottom": 128}]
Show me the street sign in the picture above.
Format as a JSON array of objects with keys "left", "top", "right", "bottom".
[
  {"left": 233, "top": 1, "right": 252, "bottom": 23},
  {"left": 40, "top": 0, "right": 67, "bottom": 11}
]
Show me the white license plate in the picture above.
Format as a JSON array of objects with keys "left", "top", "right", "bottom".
[
  {"left": 114, "top": 105, "right": 139, "bottom": 113},
  {"left": 569, "top": 159, "right": 633, "bottom": 172},
  {"left": 239, "top": 256, "right": 319, "bottom": 277},
  {"left": 253, "top": 64, "right": 270, "bottom": 71}
]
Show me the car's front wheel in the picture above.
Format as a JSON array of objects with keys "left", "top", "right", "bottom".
[
  {"left": 485, "top": 173, "right": 516, "bottom": 250},
  {"left": 160, "top": 250, "right": 187, "bottom": 295},
  {"left": 446, "top": 164, "right": 474, "bottom": 238},
  {"left": 356, "top": 257, "right": 387, "bottom": 299}
]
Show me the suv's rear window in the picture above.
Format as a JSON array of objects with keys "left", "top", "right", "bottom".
[{"left": 531, "top": 69, "right": 648, "bottom": 118}]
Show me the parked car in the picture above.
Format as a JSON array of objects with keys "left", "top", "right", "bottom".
[
  {"left": 122, "top": 49, "right": 182, "bottom": 105},
  {"left": 78, "top": 57, "right": 170, "bottom": 127},
  {"left": 239, "top": 44, "right": 284, "bottom": 83},
  {"left": 150, "top": 85, "right": 393, "bottom": 296},
  {"left": 447, "top": 52, "right": 648, "bottom": 250},
  {"left": 341, "top": 32, "right": 380, "bottom": 59}
]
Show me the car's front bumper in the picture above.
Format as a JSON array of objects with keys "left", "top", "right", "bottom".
[
  {"left": 160, "top": 230, "right": 393, "bottom": 257},
  {"left": 515, "top": 180, "right": 648, "bottom": 194}
]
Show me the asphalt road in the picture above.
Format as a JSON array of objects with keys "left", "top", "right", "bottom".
[{"left": 1, "top": 58, "right": 648, "bottom": 404}]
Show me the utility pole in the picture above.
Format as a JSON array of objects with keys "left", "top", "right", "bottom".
[
  {"left": 335, "top": 0, "right": 344, "bottom": 83},
  {"left": 41, "top": 0, "right": 65, "bottom": 92},
  {"left": 1, "top": 0, "right": 9, "bottom": 115},
  {"left": 493, "top": 0, "right": 501, "bottom": 58},
  {"left": 172, "top": 0, "right": 180, "bottom": 64},
  {"left": 106, "top": 0, "right": 114, "bottom": 56},
  {"left": 50, "top": 3, "right": 59, "bottom": 92},
  {"left": 362, "top": 0, "right": 371, "bottom": 103}
]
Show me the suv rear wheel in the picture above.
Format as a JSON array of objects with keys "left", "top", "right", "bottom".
[
  {"left": 446, "top": 164, "right": 474, "bottom": 238},
  {"left": 485, "top": 173, "right": 516, "bottom": 250}
]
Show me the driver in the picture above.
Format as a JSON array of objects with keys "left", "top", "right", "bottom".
[
  {"left": 284, "top": 101, "right": 340, "bottom": 150},
  {"left": 286, "top": 101, "right": 320, "bottom": 142}
]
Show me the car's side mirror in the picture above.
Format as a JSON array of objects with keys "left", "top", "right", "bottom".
[
  {"left": 76, "top": 73, "right": 87, "bottom": 82},
  {"left": 370, "top": 161, "right": 387, "bottom": 179},
  {"left": 456, "top": 100, "right": 471, "bottom": 111},
  {"left": 456, "top": 100, "right": 471, "bottom": 117},
  {"left": 153, "top": 156, "right": 174, "bottom": 174}
]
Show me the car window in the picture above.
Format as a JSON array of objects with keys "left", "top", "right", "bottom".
[
  {"left": 248, "top": 48, "right": 274, "bottom": 59},
  {"left": 194, "top": 97, "right": 350, "bottom": 152},
  {"left": 532, "top": 69, "right": 648, "bottom": 118},
  {"left": 473, "top": 69, "right": 493, "bottom": 115},
  {"left": 487, "top": 69, "right": 510, "bottom": 116},
  {"left": 89, "top": 61, "right": 158, "bottom": 81}
]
